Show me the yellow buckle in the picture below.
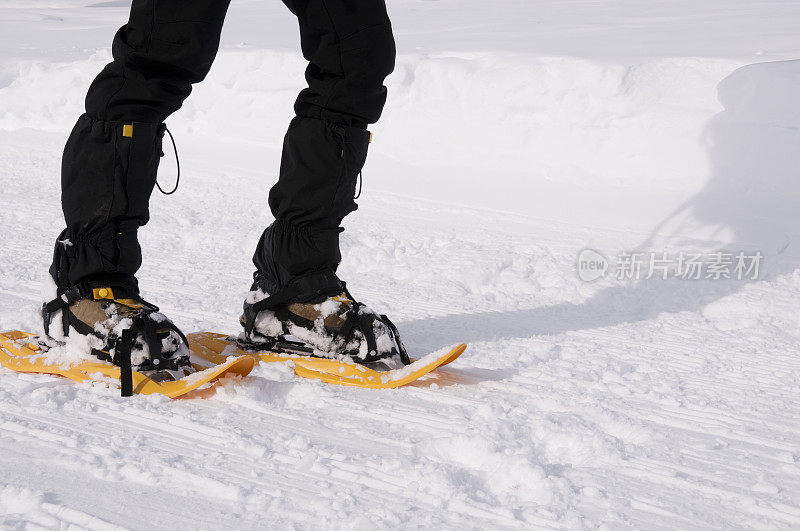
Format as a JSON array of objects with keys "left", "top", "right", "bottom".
[
  {"left": 93, "top": 287, "right": 115, "bottom": 300},
  {"left": 92, "top": 288, "right": 144, "bottom": 309}
]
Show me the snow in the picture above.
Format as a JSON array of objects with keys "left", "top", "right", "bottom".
[
  {"left": 379, "top": 345, "right": 458, "bottom": 383},
  {"left": 2, "top": 0, "right": 800, "bottom": 528}
]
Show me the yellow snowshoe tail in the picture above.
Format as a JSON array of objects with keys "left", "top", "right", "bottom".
[{"left": 293, "top": 343, "right": 467, "bottom": 389}]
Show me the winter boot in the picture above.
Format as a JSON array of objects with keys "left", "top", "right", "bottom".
[
  {"left": 42, "top": 281, "right": 193, "bottom": 389},
  {"left": 240, "top": 269, "right": 409, "bottom": 365}
]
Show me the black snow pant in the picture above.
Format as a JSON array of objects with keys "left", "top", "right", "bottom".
[{"left": 50, "top": 0, "right": 395, "bottom": 296}]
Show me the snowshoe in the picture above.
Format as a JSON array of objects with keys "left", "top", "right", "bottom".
[
  {"left": 42, "top": 281, "right": 193, "bottom": 395},
  {"left": 241, "top": 269, "right": 410, "bottom": 367}
]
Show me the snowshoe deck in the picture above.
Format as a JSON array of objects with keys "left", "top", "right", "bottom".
[
  {"left": 0, "top": 330, "right": 255, "bottom": 398},
  {"left": 188, "top": 332, "right": 467, "bottom": 389}
]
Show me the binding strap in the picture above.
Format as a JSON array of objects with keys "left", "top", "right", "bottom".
[
  {"left": 93, "top": 316, "right": 188, "bottom": 396},
  {"left": 43, "top": 283, "right": 90, "bottom": 337},
  {"left": 43, "top": 282, "right": 151, "bottom": 338},
  {"left": 115, "top": 328, "right": 135, "bottom": 397},
  {"left": 44, "top": 283, "right": 144, "bottom": 321},
  {"left": 380, "top": 314, "right": 411, "bottom": 366},
  {"left": 341, "top": 284, "right": 407, "bottom": 363},
  {"left": 245, "top": 269, "right": 343, "bottom": 334},
  {"left": 338, "top": 301, "right": 380, "bottom": 358},
  {"left": 336, "top": 303, "right": 411, "bottom": 365}
]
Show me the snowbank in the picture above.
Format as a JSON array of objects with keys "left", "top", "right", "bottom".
[{"left": 0, "top": 50, "right": 740, "bottom": 189}]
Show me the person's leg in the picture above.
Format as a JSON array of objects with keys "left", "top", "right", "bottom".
[
  {"left": 251, "top": 0, "right": 396, "bottom": 295},
  {"left": 243, "top": 1, "right": 406, "bottom": 362},
  {"left": 44, "top": 0, "right": 231, "bottom": 382},
  {"left": 51, "top": 0, "right": 231, "bottom": 294}
]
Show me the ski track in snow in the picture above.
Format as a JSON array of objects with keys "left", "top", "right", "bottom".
[{"left": 2, "top": 1, "right": 800, "bottom": 529}]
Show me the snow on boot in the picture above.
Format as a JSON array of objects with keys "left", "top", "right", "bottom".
[
  {"left": 240, "top": 269, "right": 409, "bottom": 365},
  {"left": 42, "top": 282, "right": 193, "bottom": 388}
]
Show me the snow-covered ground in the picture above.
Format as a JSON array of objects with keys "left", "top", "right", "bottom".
[{"left": 2, "top": 0, "right": 800, "bottom": 528}]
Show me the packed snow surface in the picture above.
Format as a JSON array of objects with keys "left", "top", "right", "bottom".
[{"left": 2, "top": 0, "right": 800, "bottom": 528}]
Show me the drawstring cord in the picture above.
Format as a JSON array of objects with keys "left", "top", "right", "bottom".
[
  {"left": 155, "top": 124, "right": 365, "bottom": 198},
  {"left": 354, "top": 171, "right": 363, "bottom": 199},
  {"left": 332, "top": 124, "right": 364, "bottom": 200},
  {"left": 157, "top": 126, "right": 180, "bottom": 195}
]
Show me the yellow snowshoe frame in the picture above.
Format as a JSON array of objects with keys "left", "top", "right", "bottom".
[
  {"left": 188, "top": 332, "right": 466, "bottom": 389},
  {"left": 0, "top": 331, "right": 254, "bottom": 398}
]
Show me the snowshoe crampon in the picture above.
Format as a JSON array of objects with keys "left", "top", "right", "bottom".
[
  {"left": 189, "top": 332, "right": 467, "bottom": 389},
  {"left": 0, "top": 331, "right": 255, "bottom": 398}
]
